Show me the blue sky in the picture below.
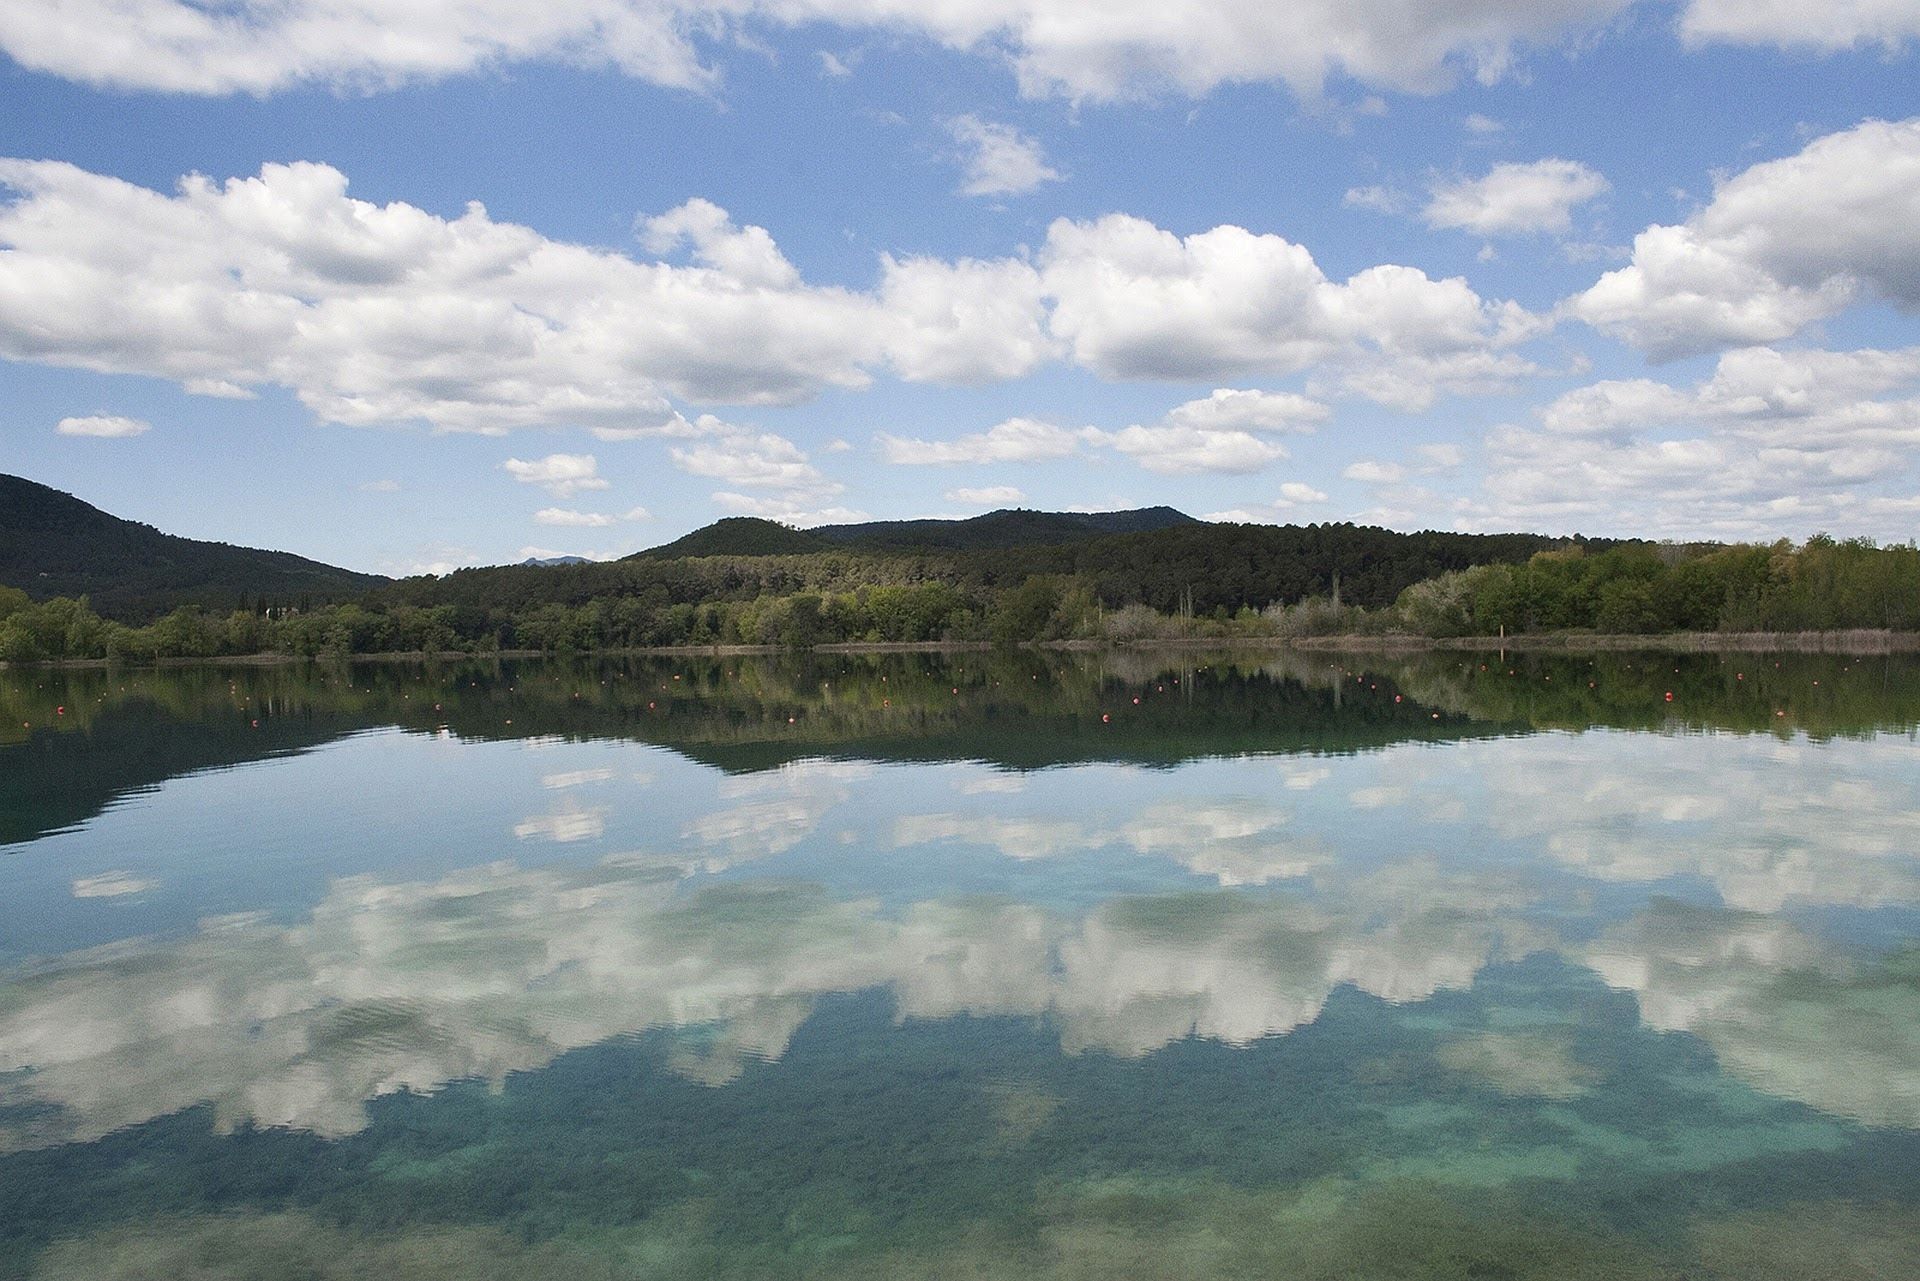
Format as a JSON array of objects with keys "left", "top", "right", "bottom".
[{"left": 1, "top": 1, "right": 1917, "bottom": 573}]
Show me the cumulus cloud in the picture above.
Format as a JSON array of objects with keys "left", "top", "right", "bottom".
[
  {"left": 885, "top": 389, "right": 1330, "bottom": 476},
  {"left": 1469, "top": 345, "right": 1920, "bottom": 537},
  {"left": 1343, "top": 459, "right": 1408, "bottom": 484},
  {"left": 1424, "top": 158, "right": 1609, "bottom": 236},
  {"left": 55, "top": 414, "right": 149, "bottom": 438},
  {"left": 1159, "top": 387, "right": 1329, "bottom": 434},
  {"left": 670, "top": 429, "right": 827, "bottom": 489},
  {"left": 0, "top": 159, "right": 1555, "bottom": 439},
  {"left": 1040, "top": 213, "right": 1546, "bottom": 406},
  {"left": 0, "top": 0, "right": 1635, "bottom": 102},
  {"left": 879, "top": 417, "right": 1086, "bottom": 465},
  {"left": 1566, "top": 118, "right": 1920, "bottom": 359},
  {"left": 502, "top": 453, "right": 609, "bottom": 498},
  {"left": 0, "top": 162, "right": 1055, "bottom": 434},
  {"left": 656, "top": 420, "right": 860, "bottom": 525},
  {"left": 876, "top": 254, "right": 1056, "bottom": 383},
  {"left": 532, "top": 506, "right": 651, "bottom": 526},
  {"left": 946, "top": 485, "right": 1026, "bottom": 505},
  {"left": 1090, "top": 422, "right": 1291, "bottom": 474},
  {"left": 947, "top": 115, "right": 1061, "bottom": 196},
  {"left": 1278, "top": 481, "right": 1329, "bottom": 504},
  {"left": 1679, "top": 0, "right": 1920, "bottom": 52}
]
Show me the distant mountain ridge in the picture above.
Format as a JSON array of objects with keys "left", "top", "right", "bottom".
[
  {"left": 631, "top": 506, "right": 1199, "bottom": 559},
  {"left": 0, "top": 474, "right": 387, "bottom": 619}
]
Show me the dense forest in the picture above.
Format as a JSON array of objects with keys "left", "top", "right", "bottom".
[
  {"left": 3, "top": 533, "right": 1917, "bottom": 662},
  {"left": 1389, "top": 538, "right": 1920, "bottom": 636}
]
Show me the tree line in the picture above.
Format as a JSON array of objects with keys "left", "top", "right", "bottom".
[{"left": 2, "top": 534, "right": 1916, "bottom": 662}]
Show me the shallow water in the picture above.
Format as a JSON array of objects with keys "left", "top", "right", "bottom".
[{"left": 2, "top": 650, "right": 1918, "bottom": 1278}]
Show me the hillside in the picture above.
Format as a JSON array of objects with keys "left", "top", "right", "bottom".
[
  {"left": 811, "top": 506, "right": 1199, "bottom": 551},
  {"left": 0, "top": 474, "right": 386, "bottom": 620},
  {"left": 633, "top": 517, "right": 832, "bottom": 559},
  {"left": 631, "top": 506, "right": 1200, "bottom": 559}
]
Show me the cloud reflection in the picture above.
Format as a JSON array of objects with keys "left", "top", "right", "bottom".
[{"left": 0, "top": 853, "right": 1536, "bottom": 1151}]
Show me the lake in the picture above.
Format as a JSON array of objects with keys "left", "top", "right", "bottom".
[{"left": 2, "top": 649, "right": 1917, "bottom": 1279}]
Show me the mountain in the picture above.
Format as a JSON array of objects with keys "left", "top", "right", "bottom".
[
  {"left": 631, "top": 506, "right": 1200, "bottom": 559},
  {"left": 0, "top": 474, "right": 386, "bottom": 619},
  {"left": 631, "top": 517, "right": 833, "bottom": 559},
  {"left": 521, "top": 555, "right": 593, "bottom": 567},
  {"left": 814, "top": 506, "right": 1200, "bottom": 551}
]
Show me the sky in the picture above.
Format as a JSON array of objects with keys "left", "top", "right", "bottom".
[{"left": 0, "top": 1, "right": 1918, "bottom": 575}]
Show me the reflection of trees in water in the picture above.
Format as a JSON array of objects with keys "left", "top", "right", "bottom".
[{"left": 9, "top": 649, "right": 1920, "bottom": 847}]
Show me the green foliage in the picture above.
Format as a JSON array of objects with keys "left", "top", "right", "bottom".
[{"left": 1397, "top": 538, "right": 1920, "bottom": 637}]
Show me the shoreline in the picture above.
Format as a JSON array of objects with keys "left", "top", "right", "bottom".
[{"left": 8, "top": 628, "right": 1920, "bottom": 670}]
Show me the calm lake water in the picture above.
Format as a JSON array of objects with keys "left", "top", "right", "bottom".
[{"left": 2, "top": 649, "right": 1918, "bottom": 1279}]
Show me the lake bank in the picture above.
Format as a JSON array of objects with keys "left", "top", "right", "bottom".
[{"left": 9, "top": 627, "right": 1920, "bottom": 669}]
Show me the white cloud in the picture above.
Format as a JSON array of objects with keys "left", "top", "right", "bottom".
[
  {"left": 671, "top": 429, "right": 829, "bottom": 490},
  {"left": 0, "top": 0, "right": 1635, "bottom": 102},
  {"left": 1567, "top": 118, "right": 1920, "bottom": 359},
  {"left": 503, "top": 453, "right": 609, "bottom": 498},
  {"left": 1342, "top": 185, "right": 1409, "bottom": 215},
  {"left": 879, "top": 417, "right": 1085, "bottom": 465},
  {"left": 0, "top": 159, "right": 1553, "bottom": 437},
  {"left": 886, "top": 389, "right": 1330, "bottom": 476},
  {"left": 946, "top": 485, "right": 1026, "bottom": 505},
  {"left": 55, "top": 414, "right": 148, "bottom": 437},
  {"left": 1160, "top": 387, "right": 1328, "bottom": 434},
  {"left": 877, "top": 254, "right": 1056, "bottom": 383},
  {"left": 1424, "top": 158, "right": 1610, "bottom": 236},
  {"left": 1466, "top": 345, "right": 1920, "bottom": 538},
  {"left": 183, "top": 377, "right": 254, "bottom": 398},
  {"left": 1080, "top": 388, "right": 1329, "bottom": 475},
  {"left": 1343, "top": 459, "right": 1407, "bottom": 484},
  {"left": 1462, "top": 112, "right": 1504, "bottom": 134},
  {"left": 1039, "top": 212, "right": 1545, "bottom": 406},
  {"left": 1090, "top": 423, "right": 1290, "bottom": 474},
  {"left": 816, "top": 49, "right": 853, "bottom": 76},
  {"left": 1415, "top": 442, "right": 1465, "bottom": 469},
  {"left": 533, "top": 506, "right": 651, "bottom": 526},
  {"left": 0, "top": 162, "right": 1046, "bottom": 433},
  {"left": 946, "top": 115, "right": 1061, "bottom": 197},
  {"left": 1679, "top": 0, "right": 1920, "bottom": 52},
  {"left": 1205, "top": 478, "right": 1331, "bottom": 523},
  {"left": 1278, "top": 481, "right": 1328, "bottom": 504}
]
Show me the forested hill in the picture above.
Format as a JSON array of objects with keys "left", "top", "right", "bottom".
[
  {"left": 0, "top": 474, "right": 387, "bottom": 619},
  {"left": 371, "top": 518, "right": 1603, "bottom": 624},
  {"left": 812, "top": 506, "right": 1199, "bottom": 551},
  {"left": 955, "top": 521, "right": 1615, "bottom": 614},
  {"left": 631, "top": 506, "right": 1199, "bottom": 558}
]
